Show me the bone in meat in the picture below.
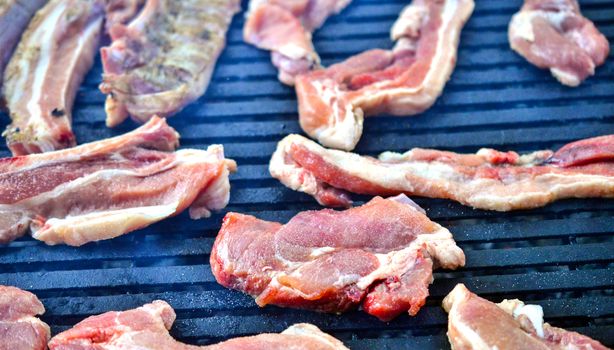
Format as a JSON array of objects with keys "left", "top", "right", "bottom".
[
  {"left": 294, "top": 0, "right": 474, "bottom": 150},
  {"left": 0, "top": 116, "right": 236, "bottom": 246},
  {"left": 211, "top": 194, "right": 465, "bottom": 321},
  {"left": 48, "top": 300, "right": 349, "bottom": 350},
  {"left": 443, "top": 284, "right": 610, "bottom": 350},
  {"left": 270, "top": 134, "right": 614, "bottom": 211}
]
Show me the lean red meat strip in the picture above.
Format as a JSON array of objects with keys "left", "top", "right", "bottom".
[
  {"left": 295, "top": 0, "right": 474, "bottom": 150},
  {"left": 48, "top": 300, "right": 349, "bottom": 350},
  {"left": 100, "top": 0, "right": 240, "bottom": 127},
  {"left": 243, "top": 0, "right": 352, "bottom": 85},
  {"left": 0, "top": 0, "right": 47, "bottom": 92},
  {"left": 0, "top": 116, "right": 236, "bottom": 246},
  {"left": 211, "top": 194, "right": 464, "bottom": 321},
  {"left": 270, "top": 134, "right": 614, "bottom": 211},
  {"left": 509, "top": 0, "right": 610, "bottom": 87},
  {"left": 443, "top": 284, "right": 610, "bottom": 350},
  {"left": 0, "top": 285, "right": 50, "bottom": 350},
  {"left": 2, "top": 0, "right": 105, "bottom": 155}
]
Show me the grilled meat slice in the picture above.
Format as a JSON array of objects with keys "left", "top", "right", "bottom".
[
  {"left": 2, "top": 0, "right": 105, "bottom": 155},
  {"left": 0, "top": 285, "right": 50, "bottom": 350},
  {"left": 0, "top": 116, "right": 236, "bottom": 246},
  {"left": 295, "top": 0, "right": 474, "bottom": 150},
  {"left": 443, "top": 284, "right": 610, "bottom": 350},
  {"left": 243, "top": 0, "right": 352, "bottom": 85},
  {"left": 211, "top": 194, "right": 465, "bottom": 321},
  {"left": 48, "top": 300, "right": 349, "bottom": 350},
  {"left": 270, "top": 134, "right": 614, "bottom": 211},
  {"left": 0, "top": 0, "right": 47, "bottom": 92},
  {"left": 100, "top": 0, "right": 240, "bottom": 127},
  {"left": 509, "top": 0, "right": 610, "bottom": 87}
]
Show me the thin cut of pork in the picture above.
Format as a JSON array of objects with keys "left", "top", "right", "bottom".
[
  {"left": 443, "top": 284, "right": 610, "bottom": 350},
  {"left": 100, "top": 0, "right": 240, "bottom": 127},
  {"left": 0, "top": 0, "right": 47, "bottom": 92},
  {"left": 211, "top": 194, "right": 465, "bottom": 321},
  {"left": 0, "top": 285, "right": 50, "bottom": 350},
  {"left": 0, "top": 116, "right": 236, "bottom": 246},
  {"left": 295, "top": 0, "right": 474, "bottom": 150},
  {"left": 48, "top": 300, "right": 349, "bottom": 350},
  {"left": 243, "top": 0, "right": 352, "bottom": 85},
  {"left": 509, "top": 0, "right": 610, "bottom": 87},
  {"left": 2, "top": 0, "right": 105, "bottom": 155},
  {"left": 270, "top": 134, "right": 614, "bottom": 211}
]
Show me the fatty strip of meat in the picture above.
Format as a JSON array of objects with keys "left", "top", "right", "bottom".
[
  {"left": 2, "top": 0, "right": 105, "bottom": 156},
  {"left": 100, "top": 0, "right": 240, "bottom": 127},
  {"left": 295, "top": 0, "right": 474, "bottom": 151},
  {"left": 211, "top": 194, "right": 465, "bottom": 321},
  {"left": 0, "top": 285, "right": 50, "bottom": 350},
  {"left": 0, "top": 116, "right": 236, "bottom": 246},
  {"left": 509, "top": 0, "right": 610, "bottom": 87},
  {"left": 0, "top": 0, "right": 47, "bottom": 93},
  {"left": 442, "top": 284, "right": 610, "bottom": 350},
  {"left": 48, "top": 300, "right": 349, "bottom": 350},
  {"left": 270, "top": 134, "right": 614, "bottom": 211},
  {"left": 243, "top": 0, "right": 352, "bottom": 85}
]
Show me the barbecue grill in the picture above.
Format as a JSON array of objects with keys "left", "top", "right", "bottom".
[{"left": 1, "top": 0, "right": 613, "bottom": 348}]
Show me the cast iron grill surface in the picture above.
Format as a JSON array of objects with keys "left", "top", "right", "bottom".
[{"left": 1, "top": 0, "right": 613, "bottom": 348}]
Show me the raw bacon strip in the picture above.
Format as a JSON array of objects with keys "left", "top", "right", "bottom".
[
  {"left": 509, "top": 0, "right": 610, "bottom": 87},
  {"left": 49, "top": 300, "right": 349, "bottom": 350},
  {"left": 211, "top": 194, "right": 465, "bottom": 321},
  {"left": 243, "top": 0, "right": 352, "bottom": 85},
  {"left": 0, "top": 285, "right": 50, "bottom": 350},
  {"left": 270, "top": 134, "right": 614, "bottom": 211},
  {"left": 0, "top": 117, "right": 236, "bottom": 246},
  {"left": 0, "top": 0, "right": 47, "bottom": 92},
  {"left": 442, "top": 284, "right": 610, "bottom": 350},
  {"left": 295, "top": 0, "right": 474, "bottom": 151},
  {"left": 100, "top": 0, "right": 240, "bottom": 127},
  {"left": 2, "top": 0, "right": 105, "bottom": 156}
]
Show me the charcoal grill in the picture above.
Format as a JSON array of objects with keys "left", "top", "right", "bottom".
[{"left": 1, "top": 0, "right": 613, "bottom": 348}]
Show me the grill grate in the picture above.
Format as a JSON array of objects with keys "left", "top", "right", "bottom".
[{"left": 1, "top": 0, "right": 613, "bottom": 348}]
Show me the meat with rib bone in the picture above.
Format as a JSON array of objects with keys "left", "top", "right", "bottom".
[
  {"left": 270, "top": 134, "right": 614, "bottom": 211},
  {"left": 442, "top": 284, "right": 610, "bottom": 350},
  {"left": 48, "top": 300, "right": 349, "bottom": 350},
  {"left": 295, "top": 0, "right": 474, "bottom": 150},
  {"left": 509, "top": 0, "right": 610, "bottom": 87},
  {"left": 211, "top": 194, "right": 465, "bottom": 321},
  {"left": 0, "top": 0, "right": 47, "bottom": 93},
  {"left": 244, "top": 0, "right": 352, "bottom": 85},
  {"left": 0, "top": 285, "right": 50, "bottom": 350},
  {"left": 2, "top": 0, "right": 104, "bottom": 156},
  {"left": 100, "top": 0, "right": 240, "bottom": 127},
  {"left": 0, "top": 116, "right": 236, "bottom": 246}
]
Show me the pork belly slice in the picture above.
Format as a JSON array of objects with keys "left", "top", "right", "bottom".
[
  {"left": 0, "top": 117, "right": 236, "bottom": 246},
  {"left": 0, "top": 285, "right": 50, "bottom": 350},
  {"left": 211, "top": 194, "right": 465, "bottom": 321},
  {"left": 442, "top": 284, "right": 610, "bottom": 350},
  {"left": 2, "top": 0, "right": 105, "bottom": 156},
  {"left": 509, "top": 0, "right": 610, "bottom": 87},
  {"left": 49, "top": 300, "right": 349, "bottom": 350},
  {"left": 270, "top": 134, "right": 614, "bottom": 211},
  {"left": 243, "top": 0, "right": 352, "bottom": 85},
  {"left": 100, "top": 0, "right": 240, "bottom": 127},
  {"left": 295, "top": 0, "right": 474, "bottom": 151},
  {"left": 0, "top": 0, "right": 47, "bottom": 92}
]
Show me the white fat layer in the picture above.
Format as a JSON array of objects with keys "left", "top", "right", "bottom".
[
  {"left": 513, "top": 304, "right": 545, "bottom": 338},
  {"left": 449, "top": 309, "right": 496, "bottom": 350},
  {"left": 283, "top": 324, "right": 350, "bottom": 349},
  {"left": 550, "top": 67, "right": 582, "bottom": 87},
  {"left": 269, "top": 136, "right": 321, "bottom": 198},
  {"left": 309, "top": 246, "right": 336, "bottom": 258},
  {"left": 510, "top": 10, "right": 571, "bottom": 43},
  {"left": 26, "top": 2, "right": 67, "bottom": 131}
]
